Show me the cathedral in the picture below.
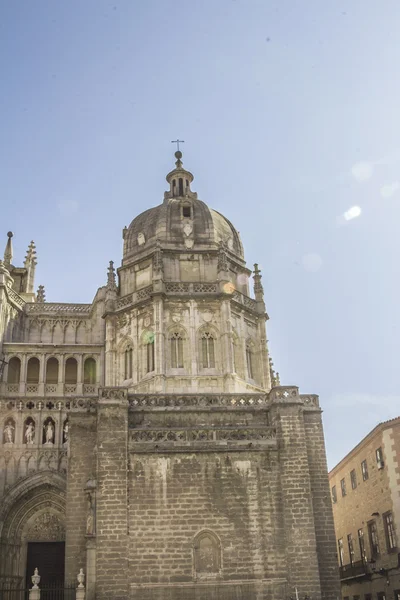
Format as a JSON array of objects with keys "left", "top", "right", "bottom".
[{"left": 0, "top": 151, "right": 340, "bottom": 600}]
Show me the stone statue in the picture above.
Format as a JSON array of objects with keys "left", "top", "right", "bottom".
[
  {"left": 86, "top": 492, "right": 96, "bottom": 535},
  {"left": 25, "top": 422, "right": 35, "bottom": 444},
  {"left": 4, "top": 421, "right": 15, "bottom": 443},
  {"left": 63, "top": 421, "right": 69, "bottom": 444},
  {"left": 44, "top": 421, "right": 54, "bottom": 444}
]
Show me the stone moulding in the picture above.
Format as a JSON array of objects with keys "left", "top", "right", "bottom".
[
  {"left": 129, "top": 427, "right": 276, "bottom": 443},
  {"left": 25, "top": 303, "right": 92, "bottom": 315},
  {"left": 231, "top": 290, "right": 258, "bottom": 312},
  {"left": 128, "top": 394, "right": 269, "bottom": 410},
  {"left": 0, "top": 397, "right": 98, "bottom": 413},
  {"left": 6, "top": 287, "right": 25, "bottom": 310}
]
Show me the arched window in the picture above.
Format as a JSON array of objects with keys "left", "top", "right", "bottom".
[
  {"left": 124, "top": 347, "right": 133, "bottom": 379},
  {"left": 27, "top": 357, "right": 40, "bottom": 384},
  {"left": 146, "top": 340, "right": 155, "bottom": 373},
  {"left": 172, "top": 179, "right": 176, "bottom": 196},
  {"left": 170, "top": 333, "right": 183, "bottom": 368},
  {"left": 246, "top": 343, "right": 253, "bottom": 380},
  {"left": 7, "top": 357, "right": 21, "bottom": 383},
  {"left": 193, "top": 531, "right": 221, "bottom": 577},
  {"left": 46, "top": 357, "right": 59, "bottom": 384},
  {"left": 178, "top": 177, "right": 184, "bottom": 196},
  {"left": 65, "top": 357, "right": 78, "bottom": 384},
  {"left": 84, "top": 358, "right": 96, "bottom": 384},
  {"left": 201, "top": 332, "right": 215, "bottom": 369}
]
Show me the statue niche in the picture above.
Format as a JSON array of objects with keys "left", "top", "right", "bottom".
[
  {"left": 24, "top": 417, "right": 35, "bottom": 445},
  {"left": 193, "top": 531, "right": 221, "bottom": 579},
  {"left": 3, "top": 418, "right": 16, "bottom": 444},
  {"left": 42, "top": 417, "right": 56, "bottom": 445}
]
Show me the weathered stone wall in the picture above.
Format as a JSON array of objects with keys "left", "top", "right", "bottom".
[
  {"left": 304, "top": 409, "right": 341, "bottom": 600},
  {"left": 271, "top": 399, "right": 322, "bottom": 599},
  {"left": 96, "top": 397, "right": 129, "bottom": 600},
  {"left": 128, "top": 450, "right": 287, "bottom": 600}
]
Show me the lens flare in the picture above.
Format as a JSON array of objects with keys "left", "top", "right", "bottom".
[
  {"left": 223, "top": 282, "right": 235, "bottom": 294},
  {"left": 237, "top": 273, "right": 248, "bottom": 286},
  {"left": 143, "top": 331, "right": 155, "bottom": 344},
  {"left": 343, "top": 206, "right": 362, "bottom": 221}
]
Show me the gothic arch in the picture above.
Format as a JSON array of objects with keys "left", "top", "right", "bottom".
[
  {"left": 197, "top": 324, "right": 220, "bottom": 370},
  {"left": 0, "top": 472, "right": 66, "bottom": 580},
  {"left": 193, "top": 529, "right": 222, "bottom": 580},
  {"left": 166, "top": 325, "right": 188, "bottom": 371}
]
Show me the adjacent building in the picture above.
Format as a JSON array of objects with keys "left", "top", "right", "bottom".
[
  {"left": 0, "top": 151, "right": 340, "bottom": 600},
  {"left": 329, "top": 417, "right": 400, "bottom": 600}
]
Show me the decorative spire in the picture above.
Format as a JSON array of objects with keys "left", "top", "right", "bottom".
[
  {"left": 24, "top": 241, "right": 37, "bottom": 293},
  {"left": 3, "top": 232, "right": 13, "bottom": 267},
  {"left": 253, "top": 263, "right": 264, "bottom": 301},
  {"left": 106, "top": 261, "right": 117, "bottom": 292},
  {"left": 36, "top": 285, "right": 46, "bottom": 303},
  {"left": 269, "top": 357, "right": 280, "bottom": 387}
]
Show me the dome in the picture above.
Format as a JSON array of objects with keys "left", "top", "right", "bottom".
[{"left": 122, "top": 153, "right": 244, "bottom": 264}]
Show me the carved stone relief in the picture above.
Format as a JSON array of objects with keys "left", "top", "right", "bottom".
[{"left": 26, "top": 512, "right": 65, "bottom": 542}]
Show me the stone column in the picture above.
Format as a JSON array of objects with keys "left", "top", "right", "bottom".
[
  {"left": 65, "top": 411, "right": 97, "bottom": 581},
  {"left": 269, "top": 386, "right": 322, "bottom": 600},
  {"left": 96, "top": 388, "right": 128, "bottom": 600},
  {"left": 302, "top": 396, "right": 341, "bottom": 600}
]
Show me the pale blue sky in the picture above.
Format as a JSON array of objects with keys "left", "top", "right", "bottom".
[{"left": 2, "top": 1, "right": 400, "bottom": 468}]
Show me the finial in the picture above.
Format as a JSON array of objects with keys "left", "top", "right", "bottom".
[
  {"left": 36, "top": 285, "right": 46, "bottom": 303},
  {"left": 269, "top": 356, "right": 278, "bottom": 387},
  {"left": 4, "top": 232, "right": 13, "bottom": 267},
  {"left": 171, "top": 140, "right": 184, "bottom": 168},
  {"left": 24, "top": 240, "right": 37, "bottom": 268},
  {"left": 253, "top": 263, "right": 264, "bottom": 302},
  {"left": 106, "top": 260, "right": 117, "bottom": 292}
]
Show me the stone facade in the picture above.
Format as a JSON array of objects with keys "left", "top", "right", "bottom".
[
  {"left": 329, "top": 417, "right": 400, "bottom": 599},
  {"left": 0, "top": 152, "right": 340, "bottom": 599}
]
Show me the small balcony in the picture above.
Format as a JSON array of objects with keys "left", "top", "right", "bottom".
[{"left": 340, "top": 560, "right": 369, "bottom": 580}]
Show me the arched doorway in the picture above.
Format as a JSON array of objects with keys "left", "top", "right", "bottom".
[{"left": 0, "top": 472, "right": 66, "bottom": 588}]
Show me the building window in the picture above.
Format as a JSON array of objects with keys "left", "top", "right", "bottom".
[
  {"left": 182, "top": 205, "right": 191, "bottom": 218},
  {"left": 361, "top": 459, "right": 369, "bottom": 481},
  {"left": 353, "top": 596, "right": 360, "bottom": 600},
  {"left": 358, "top": 528, "right": 367, "bottom": 563},
  {"left": 124, "top": 348, "right": 133, "bottom": 379},
  {"left": 45, "top": 357, "right": 59, "bottom": 384},
  {"left": 364, "top": 595, "right": 372, "bottom": 600},
  {"left": 383, "top": 512, "right": 397, "bottom": 551},
  {"left": 340, "top": 478, "right": 347, "bottom": 497},
  {"left": 348, "top": 533, "right": 355, "bottom": 565},
  {"left": 201, "top": 333, "right": 215, "bottom": 369},
  {"left": 146, "top": 340, "right": 155, "bottom": 373},
  {"left": 368, "top": 521, "right": 380, "bottom": 557},
  {"left": 65, "top": 357, "right": 78, "bottom": 384},
  {"left": 338, "top": 539, "right": 344, "bottom": 566},
  {"left": 350, "top": 469, "right": 357, "bottom": 489},
  {"left": 332, "top": 485, "right": 337, "bottom": 504},
  {"left": 7, "top": 357, "right": 21, "bottom": 383},
  {"left": 393, "top": 591, "right": 400, "bottom": 600},
  {"left": 170, "top": 333, "right": 184, "bottom": 368},
  {"left": 377, "top": 594, "right": 386, "bottom": 600},
  {"left": 178, "top": 178, "right": 184, "bottom": 196},
  {"left": 27, "top": 357, "right": 40, "bottom": 383},
  {"left": 376, "top": 447, "right": 384, "bottom": 469},
  {"left": 84, "top": 357, "right": 96, "bottom": 384},
  {"left": 246, "top": 343, "right": 253, "bottom": 379}
]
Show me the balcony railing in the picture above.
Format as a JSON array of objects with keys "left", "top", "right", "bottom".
[{"left": 340, "top": 560, "right": 369, "bottom": 580}]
